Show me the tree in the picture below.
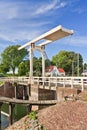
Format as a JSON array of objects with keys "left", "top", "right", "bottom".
[
  {"left": 33, "top": 57, "right": 42, "bottom": 76},
  {"left": 84, "top": 63, "right": 87, "bottom": 70},
  {"left": 0, "top": 63, "right": 9, "bottom": 74},
  {"left": 1, "top": 45, "right": 28, "bottom": 75},
  {"left": 18, "top": 62, "right": 26, "bottom": 76},
  {"left": 18, "top": 60, "right": 30, "bottom": 76},
  {"left": 52, "top": 50, "right": 83, "bottom": 76},
  {"left": 45, "top": 59, "right": 52, "bottom": 67}
]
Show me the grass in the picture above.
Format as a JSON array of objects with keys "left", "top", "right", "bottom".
[
  {"left": 29, "top": 110, "right": 37, "bottom": 120},
  {"left": 0, "top": 81, "right": 3, "bottom": 86},
  {"left": 81, "top": 93, "right": 87, "bottom": 101}
]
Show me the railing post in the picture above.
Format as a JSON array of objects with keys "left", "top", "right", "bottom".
[
  {"left": 71, "top": 78, "right": 73, "bottom": 89},
  {"left": 63, "top": 78, "right": 65, "bottom": 88},
  {"left": 81, "top": 78, "right": 84, "bottom": 91},
  {"left": 55, "top": 78, "right": 57, "bottom": 87},
  {"left": 49, "top": 77, "right": 51, "bottom": 89}
]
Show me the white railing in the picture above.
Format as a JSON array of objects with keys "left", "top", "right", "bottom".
[{"left": 0, "top": 76, "right": 87, "bottom": 91}]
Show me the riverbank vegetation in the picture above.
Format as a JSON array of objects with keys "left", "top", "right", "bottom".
[{"left": 0, "top": 81, "right": 3, "bottom": 86}]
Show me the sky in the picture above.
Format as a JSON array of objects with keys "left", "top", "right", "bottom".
[{"left": 0, "top": 0, "right": 87, "bottom": 62}]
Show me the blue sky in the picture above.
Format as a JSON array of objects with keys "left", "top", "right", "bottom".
[{"left": 0, "top": 0, "right": 87, "bottom": 62}]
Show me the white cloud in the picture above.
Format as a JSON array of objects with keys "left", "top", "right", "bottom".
[
  {"left": 65, "top": 36, "right": 87, "bottom": 47},
  {"left": 35, "top": 0, "right": 67, "bottom": 15},
  {"left": 0, "top": 29, "right": 42, "bottom": 43},
  {"left": 55, "top": 2, "right": 67, "bottom": 9},
  {"left": 0, "top": 2, "right": 18, "bottom": 20},
  {"left": 72, "top": 7, "right": 87, "bottom": 14}
]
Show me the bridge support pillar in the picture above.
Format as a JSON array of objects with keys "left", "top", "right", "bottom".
[
  {"left": 14, "top": 83, "right": 18, "bottom": 99},
  {"left": 0, "top": 103, "right": 3, "bottom": 124},
  {"left": 26, "top": 104, "right": 32, "bottom": 114},
  {"left": 9, "top": 103, "right": 15, "bottom": 126},
  {"left": 27, "top": 84, "right": 31, "bottom": 100},
  {"left": 23, "top": 86, "right": 27, "bottom": 100}
]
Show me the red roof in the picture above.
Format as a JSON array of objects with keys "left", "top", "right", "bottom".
[
  {"left": 45, "top": 66, "right": 65, "bottom": 73},
  {"left": 45, "top": 66, "right": 56, "bottom": 72},
  {"left": 58, "top": 68, "right": 65, "bottom": 73}
]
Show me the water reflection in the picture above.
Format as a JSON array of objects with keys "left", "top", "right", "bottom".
[{"left": 0, "top": 114, "right": 9, "bottom": 130}]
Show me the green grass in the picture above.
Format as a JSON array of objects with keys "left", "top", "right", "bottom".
[
  {"left": 81, "top": 93, "right": 87, "bottom": 101},
  {"left": 29, "top": 111, "right": 37, "bottom": 120},
  {"left": 0, "top": 81, "right": 3, "bottom": 86}
]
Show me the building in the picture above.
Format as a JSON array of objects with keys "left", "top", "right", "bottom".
[
  {"left": 82, "top": 69, "right": 87, "bottom": 76},
  {"left": 45, "top": 66, "right": 65, "bottom": 77}
]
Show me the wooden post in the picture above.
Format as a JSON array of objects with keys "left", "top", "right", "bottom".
[
  {"left": 27, "top": 84, "right": 30, "bottom": 100},
  {"left": 63, "top": 79, "right": 65, "bottom": 88},
  {"left": 26, "top": 104, "right": 32, "bottom": 114},
  {"left": 81, "top": 78, "right": 84, "bottom": 91},
  {"left": 9, "top": 103, "right": 15, "bottom": 125},
  {"left": 14, "top": 83, "right": 18, "bottom": 99},
  {"left": 71, "top": 78, "right": 73, "bottom": 89},
  {"left": 0, "top": 103, "right": 3, "bottom": 124},
  {"left": 23, "top": 86, "right": 25, "bottom": 100}
]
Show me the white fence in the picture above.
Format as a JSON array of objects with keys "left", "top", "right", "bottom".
[{"left": 0, "top": 76, "right": 87, "bottom": 91}]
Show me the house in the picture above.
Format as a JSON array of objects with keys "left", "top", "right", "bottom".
[
  {"left": 82, "top": 69, "right": 87, "bottom": 76},
  {"left": 58, "top": 68, "right": 65, "bottom": 76},
  {"left": 45, "top": 66, "right": 65, "bottom": 76}
]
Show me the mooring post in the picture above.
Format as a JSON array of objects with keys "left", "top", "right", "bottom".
[
  {"left": 0, "top": 103, "right": 3, "bottom": 124},
  {"left": 9, "top": 103, "right": 15, "bottom": 126}
]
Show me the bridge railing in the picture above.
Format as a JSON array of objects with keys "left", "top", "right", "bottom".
[
  {"left": 32, "top": 76, "right": 87, "bottom": 91},
  {"left": 0, "top": 76, "right": 87, "bottom": 91}
]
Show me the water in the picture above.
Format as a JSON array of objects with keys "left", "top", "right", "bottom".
[
  {"left": 0, "top": 103, "right": 27, "bottom": 130},
  {"left": 0, "top": 114, "right": 9, "bottom": 130}
]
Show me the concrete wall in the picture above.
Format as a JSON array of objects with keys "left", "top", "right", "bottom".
[
  {"left": 39, "top": 88, "right": 56, "bottom": 100},
  {"left": 4, "top": 82, "right": 15, "bottom": 98},
  {"left": 0, "top": 85, "right": 4, "bottom": 96},
  {"left": 56, "top": 87, "right": 81, "bottom": 102},
  {"left": 29, "top": 83, "right": 56, "bottom": 101}
]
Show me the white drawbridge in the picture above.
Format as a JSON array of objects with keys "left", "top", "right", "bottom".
[{"left": 18, "top": 25, "right": 74, "bottom": 78}]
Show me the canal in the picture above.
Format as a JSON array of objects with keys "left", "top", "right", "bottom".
[{"left": 0, "top": 103, "right": 27, "bottom": 130}]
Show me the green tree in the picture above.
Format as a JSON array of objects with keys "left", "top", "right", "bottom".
[
  {"left": 52, "top": 50, "right": 83, "bottom": 76},
  {"left": 33, "top": 57, "right": 42, "bottom": 76},
  {"left": 1, "top": 45, "right": 28, "bottom": 75},
  {"left": 18, "top": 62, "right": 26, "bottom": 76},
  {"left": 0, "top": 63, "right": 9, "bottom": 74},
  {"left": 18, "top": 60, "right": 30, "bottom": 76},
  {"left": 45, "top": 59, "right": 51, "bottom": 67},
  {"left": 84, "top": 63, "right": 87, "bottom": 70}
]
